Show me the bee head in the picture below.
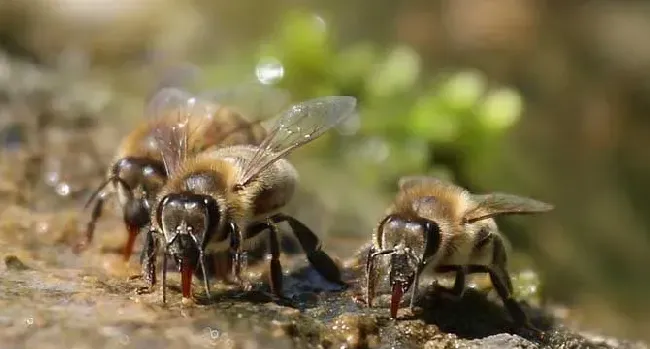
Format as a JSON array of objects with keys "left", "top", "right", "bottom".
[
  {"left": 378, "top": 214, "right": 441, "bottom": 317},
  {"left": 156, "top": 192, "right": 220, "bottom": 261},
  {"left": 112, "top": 157, "right": 166, "bottom": 227}
]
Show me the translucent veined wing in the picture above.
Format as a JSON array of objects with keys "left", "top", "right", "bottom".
[
  {"left": 197, "top": 82, "right": 292, "bottom": 125},
  {"left": 146, "top": 87, "right": 205, "bottom": 177},
  {"left": 146, "top": 63, "right": 201, "bottom": 102},
  {"left": 235, "top": 96, "right": 358, "bottom": 187},
  {"left": 185, "top": 83, "right": 292, "bottom": 151},
  {"left": 145, "top": 83, "right": 293, "bottom": 178},
  {"left": 464, "top": 192, "right": 554, "bottom": 223}
]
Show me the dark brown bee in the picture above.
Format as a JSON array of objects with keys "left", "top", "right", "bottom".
[
  {"left": 365, "top": 176, "right": 553, "bottom": 331},
  {"left": 139, "top": 92, "right": 357, "bottom": 302},
  {"left": 75, "top": 86, "right": 277, "bottom": 262}
]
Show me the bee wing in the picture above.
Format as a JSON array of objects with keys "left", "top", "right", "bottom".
[
  {"left": 235, "top": 96, "right": 357, "bottom": 187},
  {"left": 464, "top": 192, "right": 554, "bottom": 223},
  {"left": 146, "top": 63, "right": 201, "bottom": 102},
  {"left": 146, "top": 84, "right": 293, "bottom": 177},
  {"left": 145, "top": 86, "right": 211, "bottom": 177},
  {"left": 197, "top": 83, "right": 292, "bottom": 124}
]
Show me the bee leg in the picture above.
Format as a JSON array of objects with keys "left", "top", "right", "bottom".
[
  {"left": 243, "top": 222, "right": 289, "bottom": 300},
  {"left": 364, "top": 248, "right": 397, "bottom": 308},
  {"left": 364, "top": 247, "right": 377, "bottom": 307},
  {"left": 74, "top": 197, "right": 105, "bottom": 253},
  {"left": 136, "top": 228, "right": 158, "bottom": 296},
  {"left": 436, "top": 265, "right": 467, "bottom": 300},
  {"left": 409, "top": 263, "right": 425, "bottom": 310},
  {"left": 490, "top": 237, "right": 543, "bottom": 339},
  {"left": 271, "top": 214, "right": 346, "bottom": 287},
  {"left": 266, "top": 221, "right": 284, "bottom": 298},
  {"left": 228, "top": 223, "right": 246, "bottom": 286},
  {"left": 451, "top": 266, "right": 468, "bottom": 298},
  {"left": 161, "top": 250, "right": 167, "bottom": 303},
  {"left": 488, "top": 266, "right": 542, "bottom": 338},
  {"left": 212, "top": 252, "right": 235, "bottom": 284}
]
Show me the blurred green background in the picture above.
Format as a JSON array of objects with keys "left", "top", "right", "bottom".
[{"left": 1, "top": 0, "right": 649, "bottom": 342}]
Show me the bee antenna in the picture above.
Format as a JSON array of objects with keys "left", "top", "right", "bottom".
[
  {"left": 84, "top": 176, "right": 132, "bottom": 210},
  {"left": 84, "top": 177, "right": 111, "bottom": 210}
]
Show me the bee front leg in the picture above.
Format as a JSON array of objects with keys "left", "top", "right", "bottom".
[
  {"left": 136, "top": 228, "right": 158, "bottom": 295},
  {"left": 271, "top": 213, "right": 346, "bottom": 287},
  {"left": 365, "top": 246, "right": 377, "bottom": 308},
  {"left": 74, "top": 197, "right": 105, "bottom": 253},
  {"left": 409, "top": 263, "right": 425, "bottom": 310}
]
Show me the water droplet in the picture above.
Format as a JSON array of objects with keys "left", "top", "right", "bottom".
[
  {"left": 255, "top": 57, "right": 284, "bottom": 85},
  {"left": 55, "top": 183, "right": 71, "bottom": 196}
]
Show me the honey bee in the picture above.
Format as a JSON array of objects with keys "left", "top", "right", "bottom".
[
  {"left": 364, "top": 176, "right": 553, "bottom": 332},
  {"left": 75, "top": 85, "right": 282, "bottom": 262},
  {"left": 139, "top": 91, "right": 357, "bottom": 302}
]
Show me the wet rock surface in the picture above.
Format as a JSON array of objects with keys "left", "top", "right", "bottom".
[
  {"left": 0, "top": 52, "right": 648, "bottom": 349},
  {"left": 2, "top": 209, "right": 647, "bottom": 349}
]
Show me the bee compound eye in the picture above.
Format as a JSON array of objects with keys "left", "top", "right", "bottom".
[{"left": 423, "top": 220, "right": 439, "bottom": 233}]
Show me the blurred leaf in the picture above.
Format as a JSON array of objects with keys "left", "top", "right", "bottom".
[
  {"left": 409, "top": 94, "right": 460, "bottom": 143},
  {"left": 359, "top": 98, "right": 412, "bottom": 136},
  {"left": 478, "top": 87, "right": 523, "bottom": 131},
  {"left": 366, "top": 45, "right": 421, "bottom": 98},
  {"left": 333, "top": 42, "right": 378, "bottom": 92},
  {"left": 276, "top": 11, "right": 330, "bottom": 69},
  {"left": 438, "top": 70, "right": 487, "bottom": 112}
]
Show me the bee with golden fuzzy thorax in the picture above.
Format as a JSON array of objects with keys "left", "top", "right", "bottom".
[
  {"left": 75, "top": 85, "right": 281, "bottom": 263},
  {"left": 139, "top": 90, "right": 357, "bottom": 303},
  {"left": 364, "top": 176, "right": 553, "bottom": 333}
]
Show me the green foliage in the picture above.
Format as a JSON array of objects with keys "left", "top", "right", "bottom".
[{"left": 203, "top": 10, "right": 526, "bottom": 190}]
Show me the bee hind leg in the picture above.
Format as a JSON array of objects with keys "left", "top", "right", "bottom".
[
  {"left": 271, "top": 213, "right": 346, "bottom": 288},
  {"left": 489, "top": 236, "right": 543, "bottom": 340}
]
